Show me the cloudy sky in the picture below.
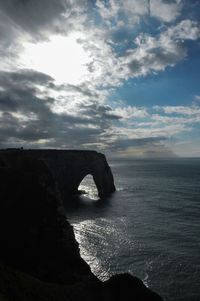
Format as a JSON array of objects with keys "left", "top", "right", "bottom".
[{"left": 0, "top": 0, "right": 200, "bottom": 157}]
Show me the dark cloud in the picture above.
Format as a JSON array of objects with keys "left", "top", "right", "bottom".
[
  {"left": 0, "top": 1, "right": 197, "bottom": 155},
  {"left": 128, "top": 42, "right": 187, "bottom": 75},
  {"left": 0, "top": 70, "right": 54, "bottom": 115},
  {"left": 0, "top": 0, "right": 90, "bottom": 69},
  {"left": 0, "top": 0, "right": 73, "bottom": 39},
  {"left": 0, "top": 69, "right": 53, "bottom": 88},
  {"left": 148, "top": 43, "right": 186, "bottom": 66},
  {"left": 128, "top": 59, "right": 142, "bottom": 73},
  {"left": 63, "top": 83, "right": 99, "bottom": 98},
  {"left": 103, "top": 136, "right": 178, "bottom": 158},
  {"left": 107, "top": 136, "right": 167, "bottom": 151},
  {"left": 143, "top": 149, "right": 177, "bottom": 158},
  {"left": 0, "top": 11, "right": 19, "bottom": 47},
  {"left": 0, "top": 1, "right": 74, "bottom": 69},
  {"left": 0, "top": 12, "right": 23, "bottom": 65},
  {"left": 80, "top": 103, "right": 121, "bottom": 120},
  {"left": 0, "top": 69, "right": 120, "bottom": 149}
]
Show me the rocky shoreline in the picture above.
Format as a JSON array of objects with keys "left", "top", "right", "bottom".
[{"left": 0, "top": 149, "right": 163, "bottom": 300}]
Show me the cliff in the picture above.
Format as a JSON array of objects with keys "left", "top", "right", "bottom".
[
  {"left": 0, "top": 149, "right": 92, "bottom": 284},
  {"left": 0, "top": 149, "right": 163, "bottom": 300},
  {"left": 17, "top": 149, "right": 116, "bottom": 198}
]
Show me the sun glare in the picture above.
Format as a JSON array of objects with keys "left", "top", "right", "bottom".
[{"left": 22, "top": 34, "right": 91, "bottom": 84}]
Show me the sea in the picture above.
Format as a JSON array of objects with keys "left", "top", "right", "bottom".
[{"left": 65, "top": 158, "right": 200, "bottom": 301}]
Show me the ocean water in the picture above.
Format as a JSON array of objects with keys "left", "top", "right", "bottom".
[{"left": 65, "top": 158, "right": 200, "bottom": 301}]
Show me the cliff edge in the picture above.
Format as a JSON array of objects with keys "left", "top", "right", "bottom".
[
  {"left": 0, "top": 149, "right": 163, "bottom": 301},
  {"left": 17, "top": 149, "right": 116, "bottom": 198}
]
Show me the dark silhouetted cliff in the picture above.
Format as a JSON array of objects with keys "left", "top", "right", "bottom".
[{"left": 0, "top": 149, "right": 163, "bottom": 301}]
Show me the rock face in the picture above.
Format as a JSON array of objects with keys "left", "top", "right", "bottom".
[
  {"left": 0, "top": 150, "right": 93, "bottom": 284},
  {"left": 0, "top": 149, "right": 163, "bottom": 301},
  {"left": 19, "top": 149, "right": 116, "bottom": 198}
]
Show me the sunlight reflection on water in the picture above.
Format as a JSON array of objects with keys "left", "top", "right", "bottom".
[
  {"left": 71, "top": 216, "right": 140, "bottom": 282},
  {"left": 73, "top": 219, "right": 110, "bottom": 280},
  {"left": 78, "top": 174, "right": 99, "bottom": 200},
  {"left": 67, "top": 159, "right": 200, "bottom": 301}
]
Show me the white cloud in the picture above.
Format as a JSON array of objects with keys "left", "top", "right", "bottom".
[
  {"left": 102, "top": 103, "right": 200, "bottom": 151},
  {"left": 150, "top": 0, "right": 182, "bottom": 22},
  {"left": 96, "top": 0, "right": 120, "bottom": 25},
  {"left": 96, "top": 0, "right": 149, "bottom": 27},
  {"left": 171, "top": 138, "right": 200, "bottom": 157},
  {"left": 122, "top": 19, "right": 199, "bottom": 78},
  {"left": 154, "top": 105, "right": 200, "bottom": 116},
  {"left": 109, "top": 106, "right": 149, "bottom": 120},
  {"left": 123, "top": 33, "right": 186, "bottom": 77},
  {"left": 104, "top": 122, "right": 191, "bottom": 143},
  {"left": 96, "top": 0, "right": 181, "bottom": 26},
  {"left": 0, "top": 0, "right": 200, "bottom": 156},
  {"left": 151, "top": 113, "right": 200, "bottom": 125},
  {"left": 122, "top": 0, "right": 149, "bottom": 18},
  {"left": 167, "top": 20, "right": 200, "bottom": 40},
  {"left": 1, "top": 0, "right": 199, "bottom": 94}
]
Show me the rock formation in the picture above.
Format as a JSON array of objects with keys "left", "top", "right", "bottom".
[
  {"left": 17, "top": 149, "right": 116, "bottom": 198},
  {"left": 0, "top": 150, "right": 93, "bottom": 284},
  {"left": 0, "top": 149, "right": 163, "bottom": 300}
]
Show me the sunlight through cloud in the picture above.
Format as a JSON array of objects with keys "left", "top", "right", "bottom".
[{"left": 22, "top": 34, "right": 91, "bottom": 84}]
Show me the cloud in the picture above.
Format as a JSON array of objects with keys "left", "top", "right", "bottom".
[
  {"left": 125, "top": 36, "right": 186, "bottom": 77},
  {"left": 0, "top": 0, "right": 88, "bottom": 71},
  {"left": 141, "top": 147, "right": 177, "bottom": 158},
  {"left": 104, "top": 135, "right": 177, "bottom": 158},
  {"left": 0, "top": 0, "right": 199, "bottom": 157},
  {"left": 0, "top": 69, "right": 53, "bottom": 87},
  {"left": 107, "top": 136, "right": 167, "bottom": 150},
  {"left": 96, "top": 0, "right": 182, "bottom": 30},
  {"left": 154, "top": 105, "right": 200, "bottom": 116},
  {"left": 1, "top": 67, "right": 199, "bottom": 154},
  {"left": 99, "top": 102, "right": 200, "bottom": 155},
  {"left": 95, "top": 0, "right": 148, "bottom": 27},
  {"left": 122, "top": 19, "right": 199, "bottom": 78},
  {"left": 0, "top": 0, "right": 88, "bottom": 39},
  {"left": 123, "top": 0, "right": 149, "bottom": 16},
  {"left": 1, "top": 1, "right": 198, "bottom": 89},
  {"left": 96, "top": 0, "right": 120, "bottom": 25},
  {"left": 150, "top": 0, "right": 182, "bottom": 22},
  {"left": 167, "top": 19, "right": 200, "bottom": 40},
  {"left": 108, "top": 105, "right": 149, "bottom": 120},
  {"left": 0, "top": 69, "right": 121, "bottom": 149}
]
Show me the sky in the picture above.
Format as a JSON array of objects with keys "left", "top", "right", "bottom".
[{"left": 0, "top": 0, "right": 200, "bottom": 158}]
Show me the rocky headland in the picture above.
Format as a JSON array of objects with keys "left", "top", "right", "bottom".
[{"left": 0, "top": 149, "right": 163, "bottom": 301}]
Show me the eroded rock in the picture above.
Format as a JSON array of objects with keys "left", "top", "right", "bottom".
[
  {"left": 13, "top": 149, "right": 116, "bottom": 198},
  {"left": 0, "top": 149, "right": 163, "bottom": 300}
]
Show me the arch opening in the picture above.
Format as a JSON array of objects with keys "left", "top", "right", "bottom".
[{"left": 78, "top": 174, "right": 99, "bottom": 200}]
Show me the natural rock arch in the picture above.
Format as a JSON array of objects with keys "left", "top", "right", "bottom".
[
  {"left": 22, "top": 149, "right": 116, "bottom": 198},
  {"left": 77, "top": 173, "right": 99, "bottom": 197}
]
